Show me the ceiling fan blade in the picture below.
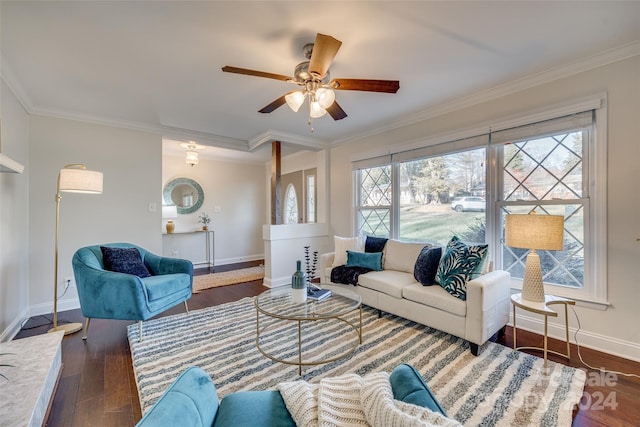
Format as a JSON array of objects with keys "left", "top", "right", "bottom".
[
  {"left": 222, "top": 66, "right": 292, "bottom": 82},
  {"left": 258, "top": 95, "right": 287, "bottom": 113},
  {"left": 330, "top": 78, "right": 400, "bottom": 93},
  {"left": 326, "top": 101, "right": 347, "bottom": 121},
  {"left": 308, "top": 34, "right": 342, "bottom": 78}
]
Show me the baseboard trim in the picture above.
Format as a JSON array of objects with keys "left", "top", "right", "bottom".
[
  {"left": 510, "top": 312, "right": 640, "bottom": 363},
  {"left": 215, "top": 254, "right": 264, "bottom": 266},
  {"left": 262, "top": 276, "right": 290, "bottom": 288}
]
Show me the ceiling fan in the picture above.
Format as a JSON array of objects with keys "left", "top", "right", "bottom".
[{"left": 222, "top": 33, "right": 400, "bottom": 124}]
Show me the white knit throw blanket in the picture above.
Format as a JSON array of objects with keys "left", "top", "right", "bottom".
[{"left": 277, "top": 372, "right": 462, "bottom": 427}]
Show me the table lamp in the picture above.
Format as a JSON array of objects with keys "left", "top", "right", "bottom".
[
  {"left": 162, "top": 204, "right": 178, "bottom": 233},
  {"left": 505, "top": 212, "right": 564, "bottom": 302},
  {"left": 49, "top": 164, "right": 103, "bottom": 335}
]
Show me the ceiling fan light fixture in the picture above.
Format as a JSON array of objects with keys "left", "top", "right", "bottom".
[
  {"left": 316, "top": 88, "right": 335, "bottom": 109},
  {"left": 285, "top": 91, "right": 305, "bottom": 112},
  {"left": 309, "top": 100, "right": 327, "bottom": 118}
]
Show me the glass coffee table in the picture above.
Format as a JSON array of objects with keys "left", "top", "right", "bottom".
[{"left": 254, "top": 284, "right": 362, "bottom": 375}]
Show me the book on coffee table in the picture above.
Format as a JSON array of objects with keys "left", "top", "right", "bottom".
[{"left": 307, "top": 288, "right": 331, "bottom": 301}]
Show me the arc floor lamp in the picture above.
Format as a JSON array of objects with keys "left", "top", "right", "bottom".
[{"left": 48, "top": 164, "right": 103, "bottom": 335}]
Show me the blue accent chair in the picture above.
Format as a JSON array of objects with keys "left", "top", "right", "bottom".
[
  {"left": 135, "top": 364, "right": 449, "bottom": 427},
  {"left": 72, "top": 243, "right": 193, "bottom": 341}
]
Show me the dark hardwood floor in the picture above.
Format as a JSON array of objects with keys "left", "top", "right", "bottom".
[{"left": 15, "top": 263, "right": 640, "bottom": 426}]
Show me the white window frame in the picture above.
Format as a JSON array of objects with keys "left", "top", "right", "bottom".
[{"left": 353, "top": 94, "right": 608, "bottom": 307}]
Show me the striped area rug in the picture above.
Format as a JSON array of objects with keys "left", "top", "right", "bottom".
[{"left": 128, "top": 297, "right": 585, "bottom": 426}]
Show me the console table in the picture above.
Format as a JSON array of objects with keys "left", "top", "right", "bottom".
[{"left": 162, "top": 230, "right": 214, "bottom": 271}]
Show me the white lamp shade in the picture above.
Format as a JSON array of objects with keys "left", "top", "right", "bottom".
[
  {"left": 309, "top": 101, "right": 327, "bottom": 118},
  {"left": 316, "top": 88, "right": 335, "bottom": 109},
  {"left": 162, "top": 205, "right": 178, "bottom": 219},
  {"left": 58, "top": 168, "right": 103, "bottom": 194},
  {"left": 505, "top": 213, "right": 564, "bottom": 251},
  {"left": 285, "top": 91, "right": 305, "bottom": 112}
]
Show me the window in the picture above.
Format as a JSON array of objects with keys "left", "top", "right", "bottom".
[
  {"left": 494, "top": 111, "right": 595, "bottom": 297},
  {"left": 307, "top": 174, "right": 316, "bottom": 223},
  {"left": 284, "top": 184, "right": 298, "bottom": 224},
  {"left": 399, "top": 149, "right": 486, "bottom": 245},
  {"left": 354, "top": 98, "right": 606, "bottom": 303},
  {"left": 356, "top": 165, "right": 392, "bottom": 237}
]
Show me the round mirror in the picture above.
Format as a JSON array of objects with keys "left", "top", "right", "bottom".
[{"left": 163, "top": 177, "right": 204, "bottom": 215}]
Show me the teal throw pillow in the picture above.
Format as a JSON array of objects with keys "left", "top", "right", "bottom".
[
  {"left": 346, "top": 250, "right": 383, "bottom": 271},
  {"left": 436, "top": 236, "right": 488, "bottom": 300}
]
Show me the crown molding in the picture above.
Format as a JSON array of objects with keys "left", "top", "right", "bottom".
[
  {"left": 332, "top": 40, "right": 640, "bottom": 147},
  {"left": 1, "top": 54, "right": 34, "bottom": 113},
  {"left": 248, "top": 130, "right": 329, "bottom": 152},
  {"left": 3, "top": 41, "right": 638, "bottom": 151}
]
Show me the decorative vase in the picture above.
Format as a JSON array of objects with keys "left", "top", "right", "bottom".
[
  {"left": 166, "top": 220, "right": 175, "bottom": 234},
  {"left": 202, "top": 225, "right": 208, "bottom": 231},
  {"left": 291, "top": 260, "right": 307, "bottom": 303}
]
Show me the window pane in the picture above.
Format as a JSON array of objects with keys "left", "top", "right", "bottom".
[
  {"left": 399, "top": 148, "right": 486, "bottom": 245},
  {"left": 307, "top": 175, "right": 315, "bottom": 223},
  {"left": 504, "top": 132, "right": 583, "bottom": 201},
  {"left": 357, "top": 165, "right": 391, "bottom": 237},
  {"left": 284, "top": 184, "right": 298, "bottom": 224},
  {"left": 500, "top": 204, "right": 584, "bottom": 288},
  {"left": 360, "top": 166, "right": 392, "bottom": 206}
]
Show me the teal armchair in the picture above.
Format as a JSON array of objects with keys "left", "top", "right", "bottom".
[{"left": 72, "top": 243, "right": 193, "bottom": 341}]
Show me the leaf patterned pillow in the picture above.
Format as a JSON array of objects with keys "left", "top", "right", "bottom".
[{"left": 436, "top": 236, "right": 488, "bottom": 301}]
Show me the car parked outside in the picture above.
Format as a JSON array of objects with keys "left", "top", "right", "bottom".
[{"left": 451, "top": 196, "right": 486, "bottom": 212}]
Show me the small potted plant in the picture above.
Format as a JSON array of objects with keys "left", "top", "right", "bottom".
[{"left": 198, "top": 213, "right": 211, "bottom": 231}]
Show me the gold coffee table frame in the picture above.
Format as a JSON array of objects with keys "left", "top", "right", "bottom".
[{"left": 254, "top": 285, "right": 362, "bottom": 375}]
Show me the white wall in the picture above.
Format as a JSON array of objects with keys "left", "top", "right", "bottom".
[
  {"left": 163, "top": 154, "right": 266, "bottom": 265},
  {"left": 328, "top": 56, "right": 640, "bottom": 360},
  {"left": 0, "top": 80, "right": 30, "bottom": 340},
  {"left": 27, "top": 115, "right": 162, "bottom": 316}
]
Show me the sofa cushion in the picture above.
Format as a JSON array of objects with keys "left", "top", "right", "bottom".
[
  {"left": 402, "top": 283, "right": 467, "bottom": 317},
  {"left": 436, "top": 236, "right": 488, "bottom": 301},
  {"left": 332, "top": 236, "right": 365, "bottom": 267},
  {"left": 383, "top": 240, "right": 432, "bottom": 274},
  {"left": 358, "top": 270, "right": 418, "bottom": 299},
  {"left": 346, "top": 250, "right": 383, "bottom": 271},
  {"left": 213, "top": 390, "right": 295, "bottom": 427},
  {"left": 101, "top": 246, "right": 151, "bottom": 278},
  {"left": 413, "top": 246, "right": 442, "bottom": 286}
]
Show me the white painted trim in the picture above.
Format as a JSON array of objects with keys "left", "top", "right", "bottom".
[
  {"left": 262, "top": 222, "right": 328, "bottom": 240},
  {"left": 212, "top": 254, "right": 264, "bottom": 267},
  {"left": 0, "top": 56, "right": 34, "bottom": 112},
  {"left": 262, "top": 276, "right": 290, "bottom": 288},
  {"left": 28, "top": 299, "right": 80, "bottom": 319},
  {"left": 0, "top": 307, "right": 31, "bottom": 342},
  {"left": 248, "top": 130, "right": 328, "bottom": 151},
  {"left": 510, "top": 312, "right": 640, "bottom": 363}
]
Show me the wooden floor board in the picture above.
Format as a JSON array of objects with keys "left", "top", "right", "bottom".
[{"left": 14, "top": 262, "right": 639, "bottom": 427}]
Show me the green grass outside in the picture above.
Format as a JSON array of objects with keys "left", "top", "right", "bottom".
[{"left": 399, "top": 204, "right": 484, "bottom": 245}]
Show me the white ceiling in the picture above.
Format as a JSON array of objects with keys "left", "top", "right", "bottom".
[{"left": 2, "top": 1, "right": 639, "bottom": 162}]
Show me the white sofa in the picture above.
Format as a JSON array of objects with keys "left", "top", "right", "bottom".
[{"left": 319, "top": 239, "right": 511, "bottom": 355}]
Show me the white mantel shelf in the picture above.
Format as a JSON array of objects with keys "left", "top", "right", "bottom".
[{"left": 0, "top": 153, "right": 25, "bottom": 173}]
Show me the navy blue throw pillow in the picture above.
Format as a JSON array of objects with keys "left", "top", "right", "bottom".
[
  {"left": 413, "top": 246, "right": 442, "bottom": 286},
  {"left": 365, "top": 236, "right": 388, "bottom": 253},
  {"left": 100, "top": 246, "right": 151, "bottom": 278}
]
